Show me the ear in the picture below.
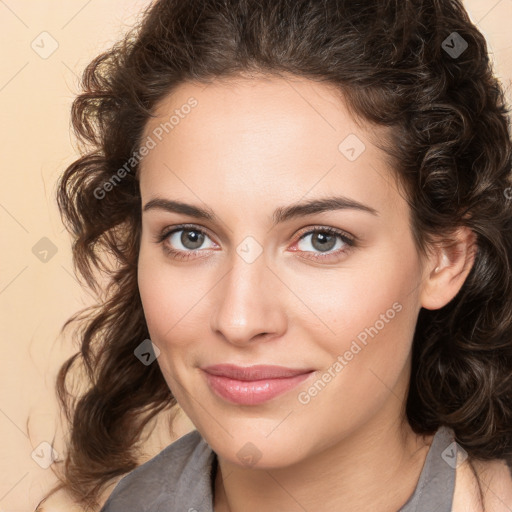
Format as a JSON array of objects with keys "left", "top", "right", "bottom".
[{"left": 420, "top": 226, "right": 477, "bottom": 311}]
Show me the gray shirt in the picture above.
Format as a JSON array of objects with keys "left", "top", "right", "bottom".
[{"left": 100, "top": 425, "right": 457, "bottom": 511}]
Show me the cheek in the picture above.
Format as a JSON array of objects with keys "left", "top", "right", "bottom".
[
  {"left": 293, "top": 268, "right": 420, "bottom": 438},
  {"left": 137, "top": 252, "right": 201, "bottom": 394},
  {"left": 137, "top": 248, "right": 213, "bottom": 349},
  {"left": 137, "top": 259, "right": 172, "bottom": 338},
  {"left": 297, "top": 248, "right": 422, "bottom": 372}
]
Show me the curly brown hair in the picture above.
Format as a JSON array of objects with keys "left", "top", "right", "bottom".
[{"left": 40, "top": 0, "right": 512, "bottom": 509}]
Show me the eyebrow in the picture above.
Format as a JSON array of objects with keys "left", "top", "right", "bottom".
[{"left": 143, "top": 195, "right": 379, "bottom": 227}]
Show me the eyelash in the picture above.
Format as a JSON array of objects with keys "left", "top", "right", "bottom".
[{"left": 153, "top": 223, "right": 356, "bottom": 262}]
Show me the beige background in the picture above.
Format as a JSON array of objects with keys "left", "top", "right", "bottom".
[{"left": 1, "top": 1, "right": 511, "bottom": 510}]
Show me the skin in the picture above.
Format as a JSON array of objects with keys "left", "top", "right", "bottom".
[
  {"left": 452, "top": 458, "right": 512, "bottom": 511},
  {"left": 136, "top": 73, "right": 476, "bottom": 512}
]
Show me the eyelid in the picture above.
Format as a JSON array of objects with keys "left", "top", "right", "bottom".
[{"left": 293, "top": 224, "right": 356, "bottom": 244}]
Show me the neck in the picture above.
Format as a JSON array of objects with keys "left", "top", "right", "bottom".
[{"left": 213, "top": 410, "right": 434, "bottom": 512}]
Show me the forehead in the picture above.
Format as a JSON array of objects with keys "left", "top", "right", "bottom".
[
  {"left": 138, "top": 75, "right": 401, "bottom": 219},
  {"left": 142, "top": 74, "right": 363, "bottom": 147}
]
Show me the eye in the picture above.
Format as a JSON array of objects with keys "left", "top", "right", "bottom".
[
  {"left": 155, "top": 224, "right": 217, "bottom": 260},
  {"left": 154, "top": 224, "right": 356, "bottom": 262},
  {"left": 292, "top": 226, "right": 356, "bottom": 261}
]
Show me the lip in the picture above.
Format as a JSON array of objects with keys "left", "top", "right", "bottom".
[
  {"left": 201, "top": 364, "right": 315, "bottom": 380},
  {"left": 201, "top": 364, "right": 316, "bottom": 405}
]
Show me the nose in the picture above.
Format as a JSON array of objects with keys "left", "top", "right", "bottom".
[{"left": 209, "top": 249, "right": 287, "bottom": 347}]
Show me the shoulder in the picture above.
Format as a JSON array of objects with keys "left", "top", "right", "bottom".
[
  {"left": 475, "top": 458, "right": 512, "bottom": 511},
  {"left": 100, "top": 429, "right": 214, "bottom": 512},
  {"left": 452, "top": 456, "right": 512, "bottom": 512}
]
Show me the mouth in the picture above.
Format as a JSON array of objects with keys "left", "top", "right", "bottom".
[{"left": 201, "top": 364, "right": 316, "bottom": 405}]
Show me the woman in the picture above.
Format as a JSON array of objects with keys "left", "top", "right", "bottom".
[{"left": 40, "top": 0, "right": 512, "bottom": 510}]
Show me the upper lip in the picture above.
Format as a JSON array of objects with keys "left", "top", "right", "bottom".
[{"left": 201, "top": 364, "right": 315, "bottom": 381}]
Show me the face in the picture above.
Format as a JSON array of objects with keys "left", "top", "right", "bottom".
[{"left": 137, "top": 74, "right": 429, "bottom": 468}]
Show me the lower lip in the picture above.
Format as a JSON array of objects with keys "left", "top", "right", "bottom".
[{"left": 202, "top": 370, "right": 315, "bottom": 405}]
